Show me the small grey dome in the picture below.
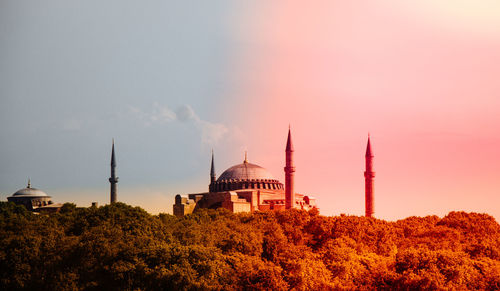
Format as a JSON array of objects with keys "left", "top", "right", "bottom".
[
  {"left": 11, "top": 180, "right": 49, "bottom": 197},
  {"left": 12, "top": 187, "right": 49, "bottom": 197}
]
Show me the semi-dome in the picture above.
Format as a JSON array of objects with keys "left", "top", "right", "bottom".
[{"left": 217, "top": 162, "right": 274, "bottom": 181}]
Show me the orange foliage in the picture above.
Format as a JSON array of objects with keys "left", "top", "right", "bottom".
[{"left": 0, "top": 202, "right": 499, "bottom": 290}]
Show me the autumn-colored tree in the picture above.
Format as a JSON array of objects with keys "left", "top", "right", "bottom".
[{"left": 1, "top": 202, "right": 499, "bottom": 290}]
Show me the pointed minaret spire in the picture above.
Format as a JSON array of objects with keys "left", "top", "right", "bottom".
[
  {"left": 109, "top": 139, "right": 119, "bottom": 203},
  {"left": 244, "top": 151, "right": 248, "bottom": 164},
  {"left": 27, "top": 178, "right": 31, "bottom": 188},
  {"left": 111, "top": 139, "right": 116, "bottom": 167},
  {"left": 209, "top": 150, "right": 217, "bottom": 192},
  {"left": 285, "top": 126, "right": 296, "bottom": 209},
  {"left": 286, "top": 127, "right": 294, "bottom": 152},
  {"left": 365, "top": 133, "right": 373, "bottom": 157},
  {"left": 210, "top": 149, "right": 216, "bottom": 183},
  {"left": 364, "top": 134, "right": 375, "bottom": 217}
]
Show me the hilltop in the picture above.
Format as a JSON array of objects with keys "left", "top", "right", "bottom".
[{"left": 0, "top": 202, "right": 499, "bottom": 290}]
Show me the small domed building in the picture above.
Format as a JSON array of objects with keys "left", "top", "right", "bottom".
[
  {"left": 173, "top": 129, "right": 317, "bottom": 216},
  {"left": 7, "top": 180, "right": 63, "bottom": 213}
]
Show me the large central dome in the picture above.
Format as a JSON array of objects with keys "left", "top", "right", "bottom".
[
  {"left": 209, "top": 157, "right": 283, "bottom": 192},
  {"left": 217, "top": 161, "right": 275, "bottom": 181}
]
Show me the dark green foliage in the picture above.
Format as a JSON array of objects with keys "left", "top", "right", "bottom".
[{"left": 0, "top": 201, "right": 499, "bottom": 290}]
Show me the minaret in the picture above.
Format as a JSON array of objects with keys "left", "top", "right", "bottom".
[
  {"left": 109, "top": 139, "right": 118, "bottom": 203},
  {"left": 364, "top": 135, "right": 375, "bottom": 217},
  {"left": 284, "top": 127, "right": 295, "bottom": 209},
  {"left": 210, "top": 150, "right": 216, "bottom": 184}
]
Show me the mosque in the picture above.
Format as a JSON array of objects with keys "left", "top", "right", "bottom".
[
  {"left": 173, "top": 128, "right": 317, "bottom": 216},
  {"left": 7, "top": 179, "right": 63, "bottom": 213},
  {"left": 173, "top": 128, "right": 376, "bottom": 217}
]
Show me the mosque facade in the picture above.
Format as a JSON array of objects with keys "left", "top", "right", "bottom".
[{"left": 173, "top": 129, "right": 317, "bottom": 216}]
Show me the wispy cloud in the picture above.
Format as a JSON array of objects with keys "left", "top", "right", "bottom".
[
  {"left": 175, "top": 105, "right": 229, "bottom": 145},
  {"left": 129, "top": 103, "right": 228, "bottom": 146},
  {"left": 128, "top": 102, "right": 176, "bottom": 126},
  {"left": 62, "top": 118, "right": 83, "bottom": 132}
]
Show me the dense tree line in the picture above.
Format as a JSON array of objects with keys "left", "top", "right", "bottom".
[{"left": 0, "top": 202, "right": 499, "bottom": 290}]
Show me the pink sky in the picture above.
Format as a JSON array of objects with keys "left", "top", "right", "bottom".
[
  {"left": 225, "top": 1, "right": 500, "bottom": 220},
  {"left": 4, "top": 1, "right": 498, "bottom": 220}
]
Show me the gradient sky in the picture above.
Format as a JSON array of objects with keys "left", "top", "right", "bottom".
[{"left": 1, "top": 1, "right": 499, "bottom": 221}]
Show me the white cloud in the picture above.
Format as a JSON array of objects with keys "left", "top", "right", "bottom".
[
  {"left": 129, "top": 104, "right": 176, "bottom": 126},
  {"left": 129, "top": 103, "right": 228, "bottom": 146},
  {"left": 175, "top": 104, "right": 196, "bottom": 122},
  {"left": 62, "top": 118, "right": 83, "bottom": 131},
  {"left": 151, "top": 102, "right": 176, "bottom": 123},
  {"left": 199, "top": 120, "right": 228, "bottom": 145}
]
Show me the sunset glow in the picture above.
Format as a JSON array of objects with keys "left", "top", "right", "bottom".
[{"left": 1, "top": 1, "right": 499, "bottom": 221}]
